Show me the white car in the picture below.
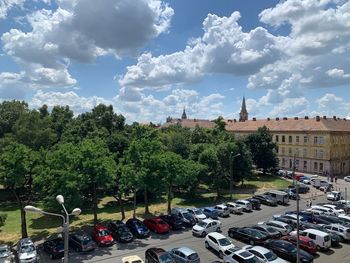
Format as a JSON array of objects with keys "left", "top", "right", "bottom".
[
  {"left": 187, "top": 207, "right": 207, "bottom": 222},
  {"left": 323, "top": 224, "right": 350, "bottom": 241},
  {"left": 243, "top": 245, "right": 286, "bottom": 263},
  {"left": 192, "top": 218, "right": 221, "bottom": 237},
  {"left": 226, "top": 202, "right": 243, "bottom": 214},
  {"left": 122, "top": 255, "right": 144, "bottom": 263},
  {"left": 17, "top": 238, "right": 38, "bottom": 263},
  {"left": 344, "top": 176, "right": 350, "bottom": 182},
  {"left": 327, "top": 191, "right": 342, "bottom": 201},
  {"left": 223, "top": 248, "right": 260, "bottom": 263},
  {"left": 259, "top": 221, "right": 293, "bottom": 235},
  {"left": 235, "top": 200, "right": 252, "bottom": 212},
  {"left": 205, "top": 232, "right": 236, "bottom": 259},
  {"left": 215, "top": 204, "right": 230, "bottom": 217},
  {"left": 308, "top": 205, "right": 336, "bottom": 216},
  {"left": 322, "top": 204, "right": 345, "bottom": 215}
]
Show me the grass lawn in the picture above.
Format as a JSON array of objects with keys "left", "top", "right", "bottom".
[{"left": 0, "top": 175, "right": 289, "bottom": 244}]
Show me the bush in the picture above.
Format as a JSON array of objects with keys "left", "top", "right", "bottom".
[{"left": 0, "top": 213, "right": 7, "bottom": 227}]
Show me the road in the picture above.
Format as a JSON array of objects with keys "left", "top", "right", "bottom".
[{"left": 39, "top": 178, "right": 350, "bottom": 263}]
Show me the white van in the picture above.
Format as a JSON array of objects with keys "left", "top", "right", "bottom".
[
  {"left": 265, "top": 190, "right": 289, "bottom": 205},
  {"left": 313, "top": 179, "right": 329, "bottom": 189},
  {"left": 300, "top": 229, "right": 331, "bottom": 250}
]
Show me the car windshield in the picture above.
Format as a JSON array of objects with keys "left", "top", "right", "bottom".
[
  {"left": 159, "top": 253, "right": 174, "bottom": 263},
  {"left": 118, "top": 226, "right": 129, "bottom": 233},
  {"left": 158, "top": 220, "right": 167, "bottom": 225},
  {"left": 134, "top": 221, "right": 144, "bottom": 228},
  {"left": 194, "top": 210, "right": 202, "bottom": 215},
  {"left": 218, "top": 238, "right": 231, "bottom": 246},
  {"left": 265, "top": 251, "right": 277, "bottom": 261},
  {"left": 266, "top": 227, "right": 276, "bottom": 233},
  {"left": 99, "top": 230, "right": 110, "bottom": 236},
  {"left": 188, "top": 253, "right": 199, "bottom": 260},
  {"left": 183, "top": 212, "right": 192, "bottom": 220},
  {"left": 242, "top": 256, "right": 260, "bottom": 263},
  {"left": 197, "top": 222, "right": 207, "bottom": 228},
  {"left": 0, "top": 247, "right": 9, "bottom": 257},
  {"left": 286, "top": 225, "right": 293, "bottom": 232},
  {"left": 20, "top": 244, "right": 35, "bottom": 253}
]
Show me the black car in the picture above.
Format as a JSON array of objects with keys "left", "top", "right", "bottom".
[
  {"left": 274, "top": 217, "right": 295, "bottom": 228},
  {"left": 43, "top": 238, "right": 64, "bottom": 259},
  {"left": 316, "top": 215, "right": 350, "bottom": 226},
  {"left": 228, "top": 227, "right": 269, "bottom": 245},
  {"left": 126, "top": 218, "right": 150, "bottom": 238},
  {"left": 253, "top": 195, "right": 277, "bottom": 206},
  {"left": 159, "top": 214, "right": 183, "bottom": 230},
  {"left": 69, "top": 231, "right": 97, "bottom": 252},
  {"left": 145, "top": 247, "right": 175, "bottom": 263},
  {"left": 108, "top": 220, "right": 133, "bottom": 243},
  {"left": 246, "top": 198, "right": 261, "bottom": 210},
  {"left": 251, "top": 225, "right": 282, "bottom": 239},
  {"left": 264, "top": 239, "right": 314, "bottom": 263},
  {"left": 300, "top": 222, "right": 341, "bottom": 247},
  {"left": 289, "top": 184, "right": 309, "bottom": 194}
]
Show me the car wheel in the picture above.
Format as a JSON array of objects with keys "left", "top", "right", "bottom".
[
  {"left": 219, "top": 250, "right": 224, "bottom": 259},
  {"left": 205, "top": 241, "right": 210, "bottom": 249},
  {"left": 250, "top": 239, "right": 255, "bottom": 245},
  {"left": 202, "top": 231, "right": 207, "bottom": 237}
]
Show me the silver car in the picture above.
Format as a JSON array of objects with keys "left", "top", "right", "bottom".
[
  {"left": 0, "top": 244, "right": 14, "bottom": 263},
  {"left": 17, "top": 238, "right": 38, "bottom": 263},
  {"left": 170, "top": 247, "right": 200, "bottom": 263}
]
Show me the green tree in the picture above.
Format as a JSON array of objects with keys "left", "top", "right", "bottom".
[
  {"left": 160, "top": 125, "right": 190, "bottom": 159},
  {"left": 213, "top": 116, "right": 226, "bottom": 132},
  {"left": 0, "top": 213, "right": 7, "bottom": 227},
  {"left": 245, "top": 126, "right": 278, "bottom": 175},
  {"left": 0, "top": 142, "right": 39, "bottom": 238},
  {"left": 50, "top": 105, "right": 74, "bottom": 139},
  {"left": 0, "top": 100, "right": 28, "bottom": 138}
]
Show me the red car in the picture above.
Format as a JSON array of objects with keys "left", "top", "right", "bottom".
[
  {"left": 282, "top": 235, "right": 318, "bottom": 254},
  {"left": 143, "top": 217, "right": 170, "bottom": 234},
  {"left": 92, "top": 224, "right": 114, "bottom": 246}
]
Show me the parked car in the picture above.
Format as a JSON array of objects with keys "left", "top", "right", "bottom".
[
  {"left": 201, "top": 207, "right": 219, "bottom": 219},
  {"left": 264, "top": 239, "right": 314, "bottom": 263},
  {"left": 214, "top": 204, "right": 230, "bottom": 217},
  {"left": 251, "top": 225, "right": 282, "bottom": 239},
  {"left": 273, "top": 214, "right": 305, "bottom": 228},
  {"left": 344, "top": 176, "right": 350, "bottom": 182},
  {"left": 205, "top": 232, "right": 235, "bottom": 259},
  {"left": 192, "top": 218, "right": 221, "bottom": 237},
  {"left": 159, "top": 214, "right": 184, "bottom": 230},
  {"left": 16, "top": 238, "right": 38, "bottom": 263},
  {"left": 108, "top": 220, "right": 133, "bottom": 243},
  {"left": 187, "top": 208, "right": 207, "bottom": 222},
  {"left": 327, "top": 191, "right": 342, "bottom": 201},
  {"left": 259, "top": 221, "right": 293, "bottom": 235},
  {"left": 226, "top": 202, "right": 243, "bottom": 214},
  {"left": 253, "top": 195, "right": 277, "bottom": 206},
  {"left": 143, "top": 217, "right": 170, "bottom": 234},
  {"left": 264, "top": 190, "right": 289, "bottom": 205},
  {"left": 126, "top": 218, "right": 150, "bottom": 238},
  {"left": 43, "top": 237, "right": 64, "bottom": 259},
  {"left": 223, "top": 248, "right": 260, "bottom": 263},
  {"left": 246, "top": 198, "right": 261, "bottom": 210},
  {"left": 235, "top": 200, "right": 253, "bottom": 212},
  {"left": 281, "top": 235, "right": 318, "bottom": 255},
  {"left": 171, "top": 208, "right": 196, "bottom": 227},
  {"left": 0, "top": 244, "right": 14, "bottom": 263},
  {"left": 285, "top": 211, "right": 314, "bottom": 223},
  {"left": 314, "top": 214, "right": 347, "bottom": 226},
  {"left": 228, "top": 227, "right": 269, "bottom": 245},
  {"left": 122, "top": 255, "right": 144, "bottom": 263},
  {"left": 272, "top": 216, "right": 295, "bottom": 228},
  {"left": 297, "top": 229, "right": 331, "bottom": 250},
  {"left": 92, "top": 224, "right": 114, "bottom": 246},
  {"left": 145, "top": 247, "right": 175, "bottom": 263},
  {"left": 243, "top": 245, "right": 287, "bottom": 263},
  {"left": 170, "top": 247, "right": 200, "bottom": 263},
  {"left": 323, "top": 224, "right": 350, "bottom": 241},
  {"left": 322, "top": 204, "right": 345, "bottom": 215},
  {"left": 299, "top": 222, "right": 341, "bottom": 247},
  {"left": 69, "top": 230, "right": 97, "bottom": 252}
]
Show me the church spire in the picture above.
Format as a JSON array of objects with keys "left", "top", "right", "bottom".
[
  {"left": 181, "top": 107, "right": 187, "bottom": 119},
  {"left": 239, "top": 96, "right": 248, "bottom": 122}
]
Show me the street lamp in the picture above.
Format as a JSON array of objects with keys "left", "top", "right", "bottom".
[
  {"left": 24, "top": 195, "right": 81, "bottom": 263},
  {"left": 230, "top": 152, "right": 241, "bottom": 199},
  {"left": 292, "top": 154, "right": 300, "bottom": 263}
]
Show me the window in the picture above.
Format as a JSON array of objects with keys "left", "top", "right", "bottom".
[
  {"left": 314, "top": 136, "right": 318, "bottom": 144},
  {"left": 282, "top": 135, "right": 285, "bottom": 143},
  {"left": 282, "top": 147, "right": 285, "bottom": 155},
  {"left": 295, "top": 159, "right": 299, "bottom": 169},
  {"left": 308, "top": 233, "right": 316, "bottom": 240},
  {"left": 319, "top": 136, "right": 324, "bottom": 144},
  {"left": 319, "top": 150, "right": 324, "bottom": 159},
  {"left": 289, "top": 148, "right": 292, "bottom": 155},
  {"left": 296, "top": 136, "right": 300, "bottom": 144},
  {"left": 303, "top": 161, "right": 307, "bottom": 170},
  {"left": 289, "top": 136, "right": 292, "bottom": 143},
  {"left": 314, "top": 162, "right": 318, "bottom": 171},
  {"left": 275, "top": 135, "right": 279, "bottom": 142},
  {"left": 314, "top": 149, "right": 317, "bottom": 158},
  {"left": 304, "top": 136, "right": 308, "bottom": 144},
  {"left": 320, "top": 163, "right": 323, "bottom": 172},
  {"left": 303, "top": 148, "right": 307, "bottom": 157},
  {"left": 295, "top": 148, "right": 299, "bottom": 157}
]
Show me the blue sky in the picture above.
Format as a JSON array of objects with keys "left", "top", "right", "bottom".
[{"left": 0, "top": 0, "right": 350, "bottom": 123}]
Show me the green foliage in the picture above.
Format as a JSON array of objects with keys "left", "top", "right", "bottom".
[
  {"left": 245, "top": 126, "right": 278, "bottom": 174},
  {"left": 0, "top": 213, "right": 7, "bottom": 227},
  {"left": 0, "top": 100, "right": 28, "bottom": 138},
  {"left": 160, "top": 125, "right": 191, "bottom": 158}
]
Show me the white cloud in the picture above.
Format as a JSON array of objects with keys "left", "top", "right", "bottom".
[
  {"left": 0, "top": 0, "right": 25, "bottom": 19},
  {"left": 269, "top": 97, "right": 309, "bottom": 117},
  {"left": 326, "top": 68, "right": 350, "bottom": 78}
]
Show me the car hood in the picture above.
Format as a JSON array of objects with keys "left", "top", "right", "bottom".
[
  {"left": 99, "top": 235, "right": 113, "bottom": 242},
  {"left": 19, "top": 252, "right": 36, "bottom": 260},
  {"left": 299, "top": 249, "right": 313, "bottom": 260},
  {"left": 271, "top": 257, "right": 287, "bottom": 263},
  {"left": 193, "top": 225, "right": 204, "bottom": 231},
  {"left": 196, "top": 214, "right": 206, "bottom": 219},
  {"left": 221, "top": 244, "right": 235, "bottom": 251}
]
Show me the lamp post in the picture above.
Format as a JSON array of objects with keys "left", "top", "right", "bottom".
[
  {"left": 24, "top": 195, "right": 81, "bottom": 263},
  {"left": 230, "top": 152, "right": 241, "bottom": 199},
  {"left": 292, "top": 154, "right": 300, "bottom": 263}
]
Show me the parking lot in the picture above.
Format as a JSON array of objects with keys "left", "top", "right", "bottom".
[{"left": 36, "top": 179, "right": 350, "bottom": 263}]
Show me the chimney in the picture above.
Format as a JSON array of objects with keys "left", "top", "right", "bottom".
[
  {"left": 333, "top": 116, "right": 337, "bottom": 120},
  {"left": 267, "top": 117, "right": 270, "bottom": 121},
  {"left": 283, "top": 117, "right": 288, "bottom": 120},
  {"left": 294, "top": 117, "right": 298, "bottom": 120},
  {"left": 316, "top": 116, "right": 320, "bottom": 121},
  {"left": 305, "top": 116, "right": 309, "bottom": 119},
  {"left": 323, "top": 116, "right": 327, "bottom": 119},
  {"left": 253, "top": 117, "right": 256, "bottom": 121},
  {"left": 276, "top": 117, "right": 279, "bottom": 121}
]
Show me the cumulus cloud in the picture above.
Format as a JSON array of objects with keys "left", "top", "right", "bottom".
[{"left": 0, "top": 0, "right": 25, "bottom": 19}]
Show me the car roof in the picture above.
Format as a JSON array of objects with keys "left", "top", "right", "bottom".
[
  {"left": 215, "top": 204, "right": 227, "bottom": 208},
  {"left": 246, "top": 245, "right": 270, "bottom": 254},
  {"left": 303, "top": 229, "right": 329, "bottom": 236},
  {"left": 20, "top": 238, "right": 34, "bottom": 245},
  {"left": 207, "top": 232, "right": 226, "bottom": 239},
  {"left": 122, "top": 255, "right": 143, "bottom": 262},
  {"left": 268, "top": 220, "right": 288, "bottom": 227},
  {"left": 202, "top": 218, "right": 215, "bottom": 223},
  {"left": 174, "top": 247, "right": 196, "bottom": 255},
  {"left": 147, "top": 247, "right": 166, "bottom": 254}
]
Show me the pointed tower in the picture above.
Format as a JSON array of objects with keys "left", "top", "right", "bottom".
[
  {"left": 181, "top": 107, "right": 187, "bottom": 119},
  {"left": 239, "top": 96, "right": 248, "bottom": 122}
]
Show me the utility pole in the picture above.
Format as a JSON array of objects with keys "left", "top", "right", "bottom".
[
  {"left": 229, "top": 152, "right": 241, "bottom": 199},
  {"left": 293, "top": 154, "right": 300, "bottom": 263}
]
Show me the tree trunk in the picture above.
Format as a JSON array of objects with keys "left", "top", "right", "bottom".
[
  {"left": 133, "top": 191, "right": 136, "bottom": 218},
  {"left": 167, "top": 185, "right": 172, "bottom": 213},
  {"left": 92, "top": 181, "right": 98, "bottom": 224},
  {"left": 216, "top": 173, "right": 221, "bottom": 199},
  {"left": 13, "top": 190, "right": 27, "bottom": 238},
  {"left": 118, "top": 193, "right": 125, "bottom": 220},
  {"left": 144, "top": 186, "right": 149, "bottom": 214}
]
